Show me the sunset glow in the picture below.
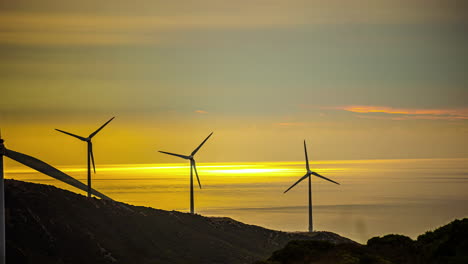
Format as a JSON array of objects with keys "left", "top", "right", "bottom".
[{"left": 1, "top": 0, "right": 467, "bottom": 251}]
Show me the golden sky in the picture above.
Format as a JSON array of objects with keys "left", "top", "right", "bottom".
[{"left": 1, "top": 0, "right": 467, "bottom": 165}]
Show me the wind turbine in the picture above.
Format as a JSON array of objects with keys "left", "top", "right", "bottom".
[
  {"left": 284, "top": 140, "right": 339, "bottom": 232},
  {"left": 159, "top": 132, "right": 213, "bottom": 214},
  {"left": 55, "top": 117, "right": 114, "bottom": 198},
  {"left": 0, "top": 132, "right": 112, "bottom": 263}
]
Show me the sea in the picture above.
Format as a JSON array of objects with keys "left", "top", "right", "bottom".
[{"left": 4, "top": 158, "right": 468, "bottom": 243}]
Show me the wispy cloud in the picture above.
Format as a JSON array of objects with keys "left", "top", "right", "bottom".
[
  {"left": 337, "top": 105, "right": 468, "bottom": 120},
  {"left": 195, "top": 110, "right": 208, "bottom": 114}
]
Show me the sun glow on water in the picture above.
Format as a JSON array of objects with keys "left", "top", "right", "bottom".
[{"left": 4, "top": 161, "right": 346, "bottom": 178}]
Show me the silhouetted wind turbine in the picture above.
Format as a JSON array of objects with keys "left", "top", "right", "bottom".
[
  {"left": 55, "top": 117, "right": 114, "bottom": 198},
  {"left": 159, "top": 132, "right": 213, "bottom": 214},
  {"left": 0, "top": 132, "right": 112, "bottom": 263},
  {"left": 284, "top": 140, "right": 339, "bottom": 232}
]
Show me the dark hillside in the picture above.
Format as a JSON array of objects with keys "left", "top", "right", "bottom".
[{"left": 4, "top": 179, "right": 353, "bottom": 264}]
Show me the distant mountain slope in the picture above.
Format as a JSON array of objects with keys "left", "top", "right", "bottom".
[
  {"left": 4, "top": 179, "right": 354, "bottom": 264},
  {"left": 255, "top": 218, "right": 468, "bottom": 264}
]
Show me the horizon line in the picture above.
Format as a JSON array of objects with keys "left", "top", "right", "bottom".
[{"left": 4, "top": 157, "right": 468, "bottom": 173}]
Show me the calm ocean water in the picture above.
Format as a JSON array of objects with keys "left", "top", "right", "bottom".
[{"left": 5, "top": 158, "right": 468, "bottom": 243}]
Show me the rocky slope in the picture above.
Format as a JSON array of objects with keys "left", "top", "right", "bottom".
[{"left": 4, "top": 179, "right": 354, "bottom": 264}]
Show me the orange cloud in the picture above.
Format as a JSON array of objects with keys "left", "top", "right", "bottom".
[
  {"left": 195, "top": 110, "right": 208, "bottom": 114},
  {"left": 338, "top": 105, "right": 468, "bottom": 120},
  {"left": 355, "top": 115, "right": 468, "bottom": 121}
]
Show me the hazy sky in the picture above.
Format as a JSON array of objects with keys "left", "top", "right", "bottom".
[{"left": 1, "top": 0, "right": 467, "bottom": 165}]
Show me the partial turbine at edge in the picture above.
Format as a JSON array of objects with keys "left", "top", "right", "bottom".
[{"left": 4, "top": 148, "right": 112, "bottom": 200}]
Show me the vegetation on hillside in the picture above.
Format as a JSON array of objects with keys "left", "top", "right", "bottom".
[{"left": 255, "top": 219, "right": 468, "bottom": 264}]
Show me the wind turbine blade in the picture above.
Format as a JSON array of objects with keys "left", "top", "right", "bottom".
[
  {"left": 191, "top": 132, "right": 213, "bottom": 156},
  {"left": 4, "top": 148, "right": 112, "bottom": 200},
  {"left": 284, "top": 173, "right": 309, "bottom": 193},
  {"left": 89, "top": 117, "right": 115, "bottom": 138},
  {"left": 158, "top": 151, "right": 190, "bottom": 159},
  {"left": 55, "top": 129, "right": 87, "bottom": 141},
  {"left": 89, "top": 142, "right": 96, "bottom": 173},
  {"left": 304, "top": 140, "right": 310, "bottom": 171},
  {"left": 192, "top": 160, "right": 202, "bottom": 189},
  {"left": 311, "top": 172, "right": 340, "bottom": 185}
]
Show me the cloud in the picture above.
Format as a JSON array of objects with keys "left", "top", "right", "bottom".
[
  {"left": 355, "top": 115, "right": 468, "bottom": 121},
  {"left": 341, "top": 105, "right": 464, "bottom": 115},
  {"left": 337, "top": 105, "right": 468, "bottom": 120},
  {"left": 195, "top": 110, "right": 208, "bottom": 114}
]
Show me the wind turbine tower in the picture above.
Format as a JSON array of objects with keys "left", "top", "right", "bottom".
[
  {"left": 55, "top": 117, "right": 114, "bottom": 198},
  {"left": 159, "top": 132, "right": 213, "bottom": 214},
  {"left": 284, "top": 140, "right": 340, "bottom": 232}
]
